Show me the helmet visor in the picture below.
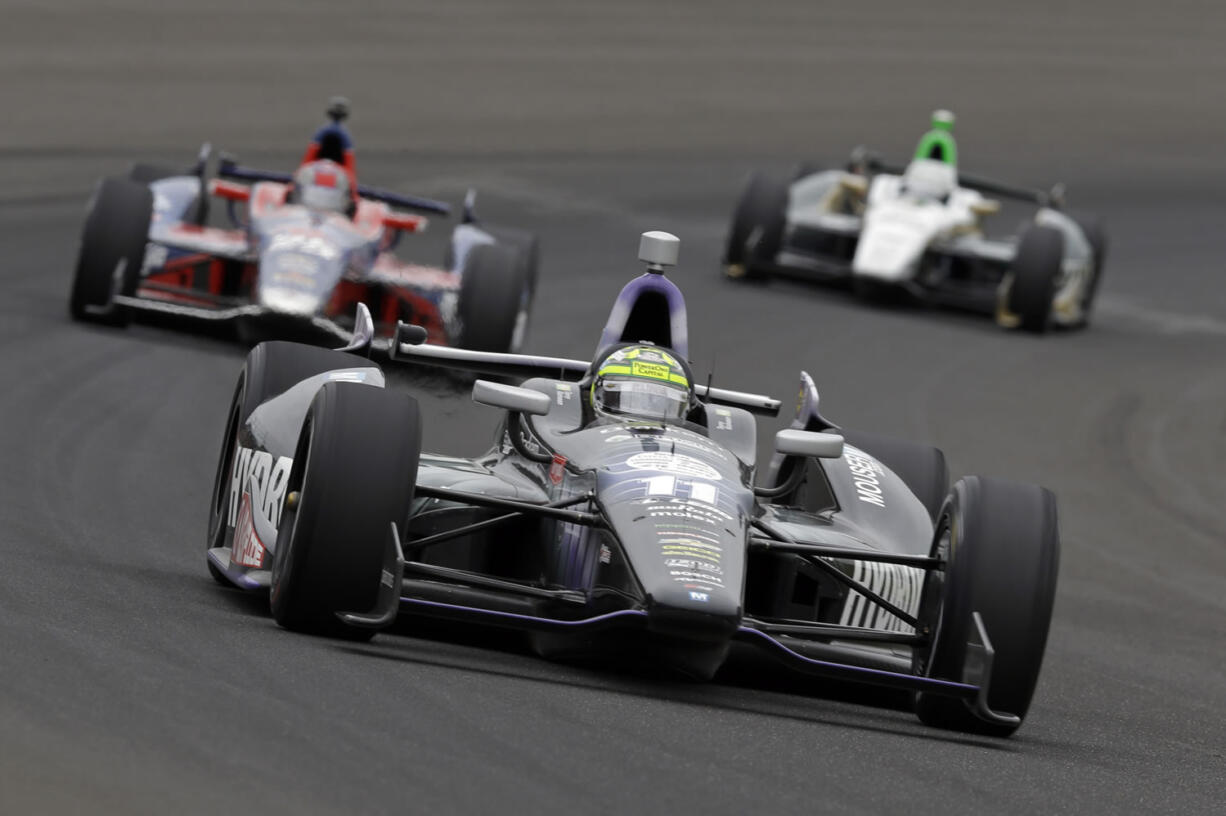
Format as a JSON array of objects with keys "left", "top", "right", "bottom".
[
  {"left": 299, "top": 183, "right": 349, "bottom": 212},
  {"left": 597, "top": 379, "right": 688, "bottom": 421}
]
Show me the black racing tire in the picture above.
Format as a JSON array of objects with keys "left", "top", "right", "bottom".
[
  {"left": 128, "top": 162, "right": 184, "bottom": 184},
  {"left": 913, "top": 476, "right": 1060, "bottom": 736},
  {"left": 1007, "top": 225, "right": 1064, "bottom": 333},
  {"left": 205, "top": 342, "right": 379, "bottom": 585},
  {"left": 723, "top": 172, "right": 788, "bottom": 281},
  {"left": 68, "top": 177, "right": 153, "bottom": 326},
  {"left": 483, "top": 226, "right": 540, "bottom": 301},
  {"left": 456, "top": 242, "right": 528, "bottom": 353},
  {"left": 269, "top": 382, "right": 421, "bottom": 638},
  {"left": 841, "top": 430, "right": 949, "bottom": 524},
  {"left": 791, "top": 162, "right": 822, "bottom": 181},
  {"left": 1069, "top": 212, "right": 1107, "bottom": 322}
]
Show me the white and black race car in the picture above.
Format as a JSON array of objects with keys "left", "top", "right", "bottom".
[{"left": 723, "top": 113, "right": 1106, "bottom": 332}]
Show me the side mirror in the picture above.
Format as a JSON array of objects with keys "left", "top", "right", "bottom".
[
  {"left": 472, "top": 379, "right": 551, "bottom": 417},
  {"left": 775, "top": 429, "right": 844, "bottom": 459}
]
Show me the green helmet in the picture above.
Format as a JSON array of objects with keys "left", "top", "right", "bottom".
[
  {"left": 913, "top": 109, "right": 958, "bottom": 165},
  {"left": 591, "top": 345, "right": 692, "bottom": 423}
]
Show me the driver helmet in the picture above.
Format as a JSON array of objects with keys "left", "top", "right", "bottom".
[
  {"left": 291, "top": 159, "right": 352, "bottom": 213},
  {"left": 591, "top": 345, "right": 693, "bottom": 423},
  {"left": 913, "top": 109, "right": 958, "bottom": 165}
]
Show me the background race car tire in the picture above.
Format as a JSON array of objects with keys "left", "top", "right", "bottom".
[
  {"left": 270, "top": 381, "right": 421, "bottom": 637},
  {"left": 128, "top": 162, "right": 184, "bottom": 184},
  {"left": 722, "top": 172, "right": 788, "bottom": 281},
  {"left": 1007, "top": 225, "right": 1064, "bottom": 333},
  {"left": 841, "top": 429, "right": 949, "bottom": 524},
  {"left": 68, "top": 176, "right": 152, "bottom": 326},
  {"left": 483, "top": 226, "right": 541, "bottom": 301},
  {"left": 913, "top": 476, "right": 1060, "bottom": 736},
  {"left": 790, "top": 162, "right": 822, "bottom": 181},
  {"left": 457, "top": 242, "right": 528, "bottom": 353},
  {"left": 1069, "top": 212, "right": 1107, "bottom": 324},
  {"left": 205, "top": 341, "right": 377, "bottom": 584}
]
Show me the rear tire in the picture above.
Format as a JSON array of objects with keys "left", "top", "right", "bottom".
[
  {"left": 270, "top": 382, "right": 421, "bottom": 637},
  {"left": 205, "top": 342, "right": 380, "bottom": 585},
  {"left": 723, "top": 172, "right": 788, "bottom": 281},
  {"left": 69, "top": 177, "right": 153, "bottom": 326},
  {"left": 913, "top": 476, "right": 1060, "bottom": 736},
  {"left": 841, "top": 430, "right": 949, "bottom": 523},
  {"left": 456, "top": 243, "right": 528, "bottom": 352},
  {"left": 1007, "top": 225, "right": 1064, "bottom": 333}
]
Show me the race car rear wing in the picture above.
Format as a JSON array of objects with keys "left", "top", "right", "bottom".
[
  {"left": 216, "top": 157, "right": 452, "bottom": 216},
  {"left": 856, "top": 152, "right": 1064, "bottom": 208},
  {"left": 389, "top": 321, "right": 782, "bottom": 416}
]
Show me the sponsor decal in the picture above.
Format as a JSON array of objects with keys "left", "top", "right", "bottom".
[
  {"left": 838, "top": 561, "right": 924, "bottom": 633},
  {"left": 672, "top": 570, "right": 724, "bottom": 586},
  {"left": 689, "top": 591, "right": 710, "bottom": 603},
  {"left": 549, "top": 454, "right": 567, "bottom": 485},
  {"left": 639, "top": 498, "right": 733, "bottom": 524},
  {"left": 713, "top": 407, "right": 733, "bottom": 432},
  {"left": 270, "top": 252, "right": 322, "bottom": 285},
  {"left": 654, "top": 526, "right": 723, "bottom": 546},
  {"left": 627, "top": 448, "right": 720, "bottom": 480},
  {"left": 267, "top": 232, "right": 339, "bottom": 260},
  {"left": 231, "top": 492, "right": 266, "bottom": 569},
  {"left": 843, "top": 446, "right": 886, "bottom": 508},
  {"left": 625, "top": 452, "right": 721, "bottom": 481},
  {"left": 599, "top": 543, "right": 612, "bottom": 565},
  {"left": 228, "top": 445, "right": 293, "bottom": 530},
  {"left": 664, "top": 558, "right": 723, "bottom": 574},
  {"left": 639, "top": 474, "right": 719, "bottom": 506},
  {"left": 555, "top": 383, "right": 573, "bottom": 406},
  {"left": 602, "top": 429, "right": 731, "bottom": 461},
  {"left": 661, "top": 540, "right": 722, "bottom": 557}
]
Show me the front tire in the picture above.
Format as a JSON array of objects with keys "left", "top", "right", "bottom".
[
  {"left": 270, "top": 382, "right": 421, "bottom": 636},
  {"left": 723, "top": 172, "right": 788, "bottom": 281},
  {"left": 913, "top": 476, "right": 1060, "bottom": 736},
  {"left": 69, "top": 177, "right": 153, "bottom": 326},
  {"left": 1007, "top": 225, "right": 1064, "bottom": 333},
  {"left": 205, "top": 342, "right": 379, "bottom": 584},
  {"left": 456, "top": 242, "right": 528, "bottom": 352}
]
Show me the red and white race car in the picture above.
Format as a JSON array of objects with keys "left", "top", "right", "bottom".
[{"left": 69, "top": 99, "right": 538, "bottom": 352}]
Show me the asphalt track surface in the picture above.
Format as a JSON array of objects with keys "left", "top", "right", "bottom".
[{"left": 2, "top": 2, "right": 1225, "bottom": 813}]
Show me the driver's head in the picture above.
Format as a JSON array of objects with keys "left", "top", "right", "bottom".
[
  {"left": 591, "top": 345, "right": 692, "bottom": 423},
  {"left": 291, "top": 160, "right": 352, "bottom": 213}
]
